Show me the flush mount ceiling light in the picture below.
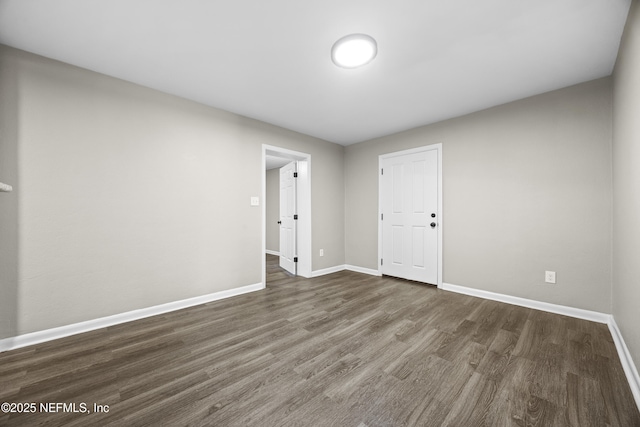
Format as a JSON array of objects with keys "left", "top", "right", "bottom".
[{"left": 331, "top": 34, "right": 377, "bottom": 69}]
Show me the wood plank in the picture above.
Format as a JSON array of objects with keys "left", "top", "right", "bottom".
[{"left": 565, "top": 372, "right": 608, "bottom": 427}]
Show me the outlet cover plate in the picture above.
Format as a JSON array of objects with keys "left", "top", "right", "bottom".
[{"left": 545, "top": 271, "right": 556, "bottom": 284}]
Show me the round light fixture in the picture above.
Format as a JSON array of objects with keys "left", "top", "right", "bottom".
[{"left": 331, "top": 34, "right": 377, "bottom": 69}]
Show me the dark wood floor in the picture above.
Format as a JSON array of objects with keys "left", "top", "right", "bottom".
[{"left": 1, "top": 254, "right": 639, "bottom": 426}]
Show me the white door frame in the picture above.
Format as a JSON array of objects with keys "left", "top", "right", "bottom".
[
  {"left": 262, "top": 144, "right": 312, "bottom": 285},
  {"left": 378, "top": 144, "right": 443, "bottom": 288}
]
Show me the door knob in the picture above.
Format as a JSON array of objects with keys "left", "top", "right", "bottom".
[
  {"left": 430, "top": 222, "right": 436, "bottom": 228},
  {"left": 431, "top": 213, "right": 436, "bottom": 218}
]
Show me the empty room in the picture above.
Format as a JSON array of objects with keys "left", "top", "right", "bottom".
[{"left": 1, "top": 0, "right": 640, "bottom": 426}]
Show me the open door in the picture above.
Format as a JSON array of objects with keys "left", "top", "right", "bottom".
[{"left": 279, "top": 161, "right": 297, "bottom": 275}]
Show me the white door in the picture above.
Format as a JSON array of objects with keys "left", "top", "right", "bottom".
[
  {"left": 381, "top": 149, "right": 439, "bottom": 284},
  {"left": 279, "top": 161, "right": 297, "bottom": 275}
]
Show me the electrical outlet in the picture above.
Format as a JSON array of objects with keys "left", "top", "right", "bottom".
[
  {"left": 545, "top": 271, "right": 556, "bottom": 284},
  {"left": 320, "top": 249, "right": 324, "bottom": 257}
]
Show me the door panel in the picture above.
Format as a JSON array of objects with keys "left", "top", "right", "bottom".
[
  {"left": 392, "top": 225, "right": 403, "bottom": 265},
  {"left": 412, "top": 159, "right": 426, "bottom": 213},
  {"left": 412, "top": 226, "right": 425, "bottom": 268},
  {"left": 393, "top": 164, "right": 404, "bottom": 213},
  {"left": 382, "top": 149, "right": 438, "bottom": 284},
  {"left": 279, "top": 161, "right": 297, "bottom": 275}
]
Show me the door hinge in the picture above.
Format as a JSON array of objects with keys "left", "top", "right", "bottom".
[
  {"left": 293, "top": 172, "right": 298, "bottom": 178},
  {"left": 381, "top": 213, "right": 383, "bottom": 220},
  {"left": 381, "top": 258, "right": 383, "bottom": 265},
  {"left": 294, "top": 214, "right": 298, "bottom": 220},
  {"left": 381, "top": 168, "right": 384, "bottom": 175},
  {"left": 294, "top": 257, "right": 298, "bottom": 263}
]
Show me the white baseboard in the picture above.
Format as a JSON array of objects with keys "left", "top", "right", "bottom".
[
  {"left": 311, "top": 265, "right": 346, "bottom": 277},
  {"left": 345, "top": 264, "right": 381, "bottom": 276},
  {"left": 265, "top": 249, "right": 280, "bottom": 256},
  {"left": 310, "top": 264, "right": 382, "bottom": 278},
  {"left": 608, "top": 317, "right": 640, "bottom": 411},
  {"left": 0, "top": 282, "right": 264, "bottom": 353},
  {"left": 441, "top": 282, "right": 610, "bottom": 324}
]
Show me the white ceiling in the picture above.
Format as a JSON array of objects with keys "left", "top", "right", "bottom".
[{"left": 0, "top": 0, "right": 631, "bottom": 145}]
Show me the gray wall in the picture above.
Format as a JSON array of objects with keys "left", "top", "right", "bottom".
[
  {"left": 0, "top": 45, "right": 344, "bottom": 337},
  {"left": 613, "top": 0, "right": 640, "bottom": 381},
  {"left": 265, "top": 168, "right": 279, "bottom": 253},
  {"left": 0, "top": 46, "right": 20, "bottom": 339},
  {"left": 346, "top": 78, "right": 613, "bottom": 313}
]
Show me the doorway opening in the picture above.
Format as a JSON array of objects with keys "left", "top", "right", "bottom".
[{"left": 262, "top": 145, "right": 311, "bottom": 286}]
